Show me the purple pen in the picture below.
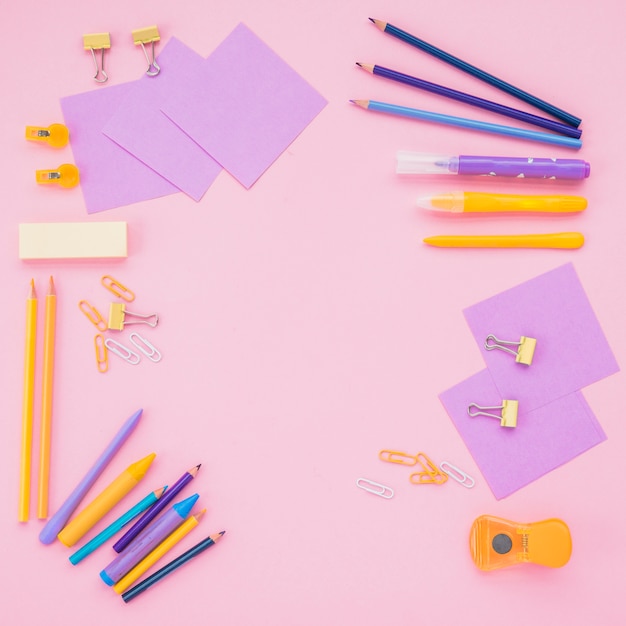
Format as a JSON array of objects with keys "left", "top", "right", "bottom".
[
  {"left": 39, "top": 408, "right": 143, "bottom": 545},
  {"left": 396, "top": 152, "right": 590, "bottom": 180},
  {"left": 100, "top": 493, "right": 199, "bottom": 586}
]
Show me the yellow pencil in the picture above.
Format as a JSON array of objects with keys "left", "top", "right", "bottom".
[
  {"left": 57, "top": 453, "right": 156, "bottom": 547},
  {"left": 19, "top": 279, "right": 37, "bottom": 522},
  {"left": 37, "top": 276, "right": 57, "bottom": 519},
  {"left": 113, "top": 509, "right": 206, "bottom": 594},
  {"left": 423, "top": 232, "right": 584, "bottom": 249}
]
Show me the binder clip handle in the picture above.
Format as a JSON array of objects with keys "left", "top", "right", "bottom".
[{"left": 484, "top": 334, "right": 536, "bottom": 366}]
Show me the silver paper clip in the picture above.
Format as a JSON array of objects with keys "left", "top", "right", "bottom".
[
  {"left": 484, "top": 334, "right": 536, "bottom": 366},
  {"left": 439, "top": 461, "right": 475, "bottom": 488},
  {"left": 468, "top": 400, "right": 518, "bottom": 428},
  {"left": 104, "top": 338, "right": 141, "bottom": 365},
  {"left": 129, "top": 332, "right": 162, "bottom": 362},
  {"left": 356, "top": 478, "right": 394, "bottom": 499}
]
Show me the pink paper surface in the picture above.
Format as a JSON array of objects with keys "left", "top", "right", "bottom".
[
  {"left": 161, "top": 23, "right": 327, "bottom": 188},
  {"left": 60, "top": 84, "right": 179, "bottom": 213},
  {"left": 463, "top": 263, "right": 619, "bottom": 410},
  {"left": 439, "top": 369, "right": 607, "bottom": 499},
  {"left": 102, "top": 38, "right": 222, "bottom": 201}
]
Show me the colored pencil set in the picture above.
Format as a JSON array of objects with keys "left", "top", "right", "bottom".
[
  {"left": 27, "top": 406, "right": 223, "bottom": 603},
  {"left": 353, "top": 18, "right": 589, "bottom": 249}
]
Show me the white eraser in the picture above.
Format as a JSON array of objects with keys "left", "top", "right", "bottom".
[{"left": 19, "top": 222, "right": 128, "bottom": 259}]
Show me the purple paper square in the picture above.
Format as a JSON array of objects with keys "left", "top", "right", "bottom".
[
  {"left": 102, "top": 38, "right": 222, "bottom": 201},
  {"left": 463, "top": 263, "right": 619, "bottom": 411},
  {"left": 439, "top": 369, "right": 607, "bottom": 499},
  {"left": 161, "top": 23, "right": 327, "bottom": 188},
  {"left": 61, "top": 83, "right": 179, "bottom": 214}
]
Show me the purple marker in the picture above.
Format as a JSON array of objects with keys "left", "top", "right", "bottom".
[
  {"left": 396, "top": 151, "right": 590, "bottom": 180},
  {"left": 100, "top": 493, "right": 199, "bottom": 586},
  {"left": 39, "top": 409, "right": 143, "bottom": 545},
  {"left": 112, "top": 463, "right": 200, "bottom": 553}
]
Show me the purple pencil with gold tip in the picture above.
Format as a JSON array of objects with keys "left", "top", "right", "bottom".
[{"left": 112, "top": 463, "right": 201, "bottom": 553}]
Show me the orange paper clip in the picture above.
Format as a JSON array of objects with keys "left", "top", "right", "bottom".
[
  {"left": 94, "top": 334, "right": 108, "bottom": 373},
  {"left": 79, "top": 300, "right": 107, "bottom": 332},
  {"left": 409, "top": 452, "right": 448, "bottom": 485},
  {"left": 25, "top": 124, "right": 69, "bottom": 148},
  {"left": 101, "top": 275, "right": 135, "bottom": 302},
  {"left": 36, "top": 164, "right": 80, "bottom": 188},
  {"left": 470, "top": 515, "right": 572, "bottom": 571},
  {"left": 378, "top": 450, "right": 419, "bottom": 465}
]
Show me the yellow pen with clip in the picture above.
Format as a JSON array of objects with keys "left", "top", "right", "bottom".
[
  {"left": 57, "top": 453, "right": 156, "bottom": 547},
  {"left": 417, "top": 191, "right": 587, "bottom": 213},
  {"left": 423, "top": 232, "right": 584, "bottom": 249}
]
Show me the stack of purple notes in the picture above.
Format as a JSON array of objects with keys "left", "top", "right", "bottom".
[
  {"left": 439, "top": 263, "right": 619, "bottom": 499},
  {"left": 61, "top": 24, "right": 327, "bottom": 214}
]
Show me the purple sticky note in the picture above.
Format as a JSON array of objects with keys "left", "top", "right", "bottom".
[
  {"left": 439, "top": 369, "right": 607, "bottom": 499},
  {"left": 463, "top": 263, "right": 619, "bottom": 411},
  {"left": 102, "top": 38, "right": 222, "bottom": 201},
  {"left": 162, "top": 23, "right": 327, "bottom": 188},
  {"left": 61, "top": 84, "right": 179, "bottom": 213}
]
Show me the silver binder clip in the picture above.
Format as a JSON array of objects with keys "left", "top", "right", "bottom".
[
  {"left": 468, "top": 400, "right": 518, "bottom": 428},
  {"left": 484, "top": 334, "right": 536, "bottom": 366}
]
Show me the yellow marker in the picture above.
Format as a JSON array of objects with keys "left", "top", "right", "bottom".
[
  {"left": 19, "top": 280, "right": 37, "bottom": 522},
  {"left": 423, "top": 232, "right": 584, "bottom": 249},
  {"left": 25, "top": 124, "right": 70, "bottom": 148},
  {"left": 37, "top": 277, "right": 57, "bottom": 519},
  {"left": 35, "top": 164, "right": 80, "bottom": 188},
  {"left": 57, "top": 453, "right": 156, "bottom": 547},
  {"left": 417, "top": 191, "right": 587, "bottom": 213},
  {"left": 113, "top": 509, "right": 205, "bottom": 594}
]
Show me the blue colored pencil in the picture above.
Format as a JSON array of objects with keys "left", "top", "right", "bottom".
[
  {"left": 356, "top": 63, "right": 581, "bottom": 139},
  {"left": 350, "top": 99, "right": 582, "bottom": 149},
  {"left": 69, "top": 486, "right": 167, "bottom": 565},
  {"left": 369, "top": 18, "right": 581, "bottom": 129}
]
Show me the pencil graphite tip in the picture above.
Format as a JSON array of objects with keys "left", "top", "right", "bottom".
[
  {"left": 368, "top": 18, "right": 385, "bottom": 31},
  {"left": 189, "top": 464, "right": 201, "bottom": 477},
  {"left": 350, "top": 99, "right": 368, "bottom": 109},
  {"left": 355, "top": 63, "right": 374, "bottom": 74}
]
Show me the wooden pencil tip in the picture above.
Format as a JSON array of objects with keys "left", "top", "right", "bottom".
[
  {"left": 29, "top": 279, "right": 37, "bottom": 298},
  {"left": 48, "top": 275, "right": 56, "bottom": 295},
  {"left": 189, "top": 464, "right": 202, "bottom": 476},
  {"left": 368, "top": 18, "right": 385, "bottom": 30}
]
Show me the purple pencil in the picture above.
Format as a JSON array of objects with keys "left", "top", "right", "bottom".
[
  {"left": 356, "top": 63, "right": 582, "bottom": 139},
  {"left": 39, "top": 408, "right": 143, "bottom": 545},
  {"left": 112, "top": 463, "right": 201, "bottom": 553},
  {"left": 100, "top": 493, "right": 199, "bottom": 585}
]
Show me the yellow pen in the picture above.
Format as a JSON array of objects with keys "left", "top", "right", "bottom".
[
  {"left": 417, "top": 191, "right": 587, "bottom": 213},
  {"left": 423, "top": 232, "right": 584, "bottom": 249},
  {"left": 57, "top": 453, "right": 156, "bottom": 547},
  {"left": 113, "top": 509, "right": 206, "bottom": 594}
]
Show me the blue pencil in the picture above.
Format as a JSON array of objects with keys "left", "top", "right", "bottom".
[
  {"left": 69, "top": 486, "right": 167, "bottom": 565},
  {"left": 350, "top": 99, "right": 582, "bottom": 149}
]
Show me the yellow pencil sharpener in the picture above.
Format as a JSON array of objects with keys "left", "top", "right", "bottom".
[{"left": 470, "top": 515, "right": 572, "bottom": 571}]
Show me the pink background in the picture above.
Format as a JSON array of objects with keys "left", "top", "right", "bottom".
[{"left": 1, "top": 1, "right": 625, "bottom": 625}]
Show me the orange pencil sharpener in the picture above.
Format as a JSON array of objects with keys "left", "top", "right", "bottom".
[{"left": 470, "top": 515, "right": 572, "bottom": 571}]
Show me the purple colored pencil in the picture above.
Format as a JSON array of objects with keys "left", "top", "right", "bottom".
[
  {"left": 357, "top": 63, "right": 581, "bottom": 139},
  {"left": 39, "top": 408, "right": 143, "bottom": 545},
  {"left": 112, "top": 463, "right": 201, "bottom": 553},
  {"left": 100, "top": 494, "right": 199, "bottom": 585}
]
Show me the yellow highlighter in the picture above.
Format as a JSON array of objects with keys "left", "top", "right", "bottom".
[
  {"left": 58, "top": 453, "right": 156, "bottom": 547},
  {"left": 423, "top": 232, "right": 584, "bottom": 249},
  {"left": 417, "top": 191, "right": 587, "bottom": 213},
  {"left": 113, "top": 509, "right": 206, "bottom": 594}
]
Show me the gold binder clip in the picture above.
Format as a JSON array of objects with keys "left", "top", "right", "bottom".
[
  {"left": 409, "top": 452, "right": 449, "bottom": 485},
  {"left": 101, "top": 275, "right": 136, "bottom": 302},
  {"left": 468, "top": 400, "right": 518, "bottom": 428},
  {"left": 485, "top": 334, "right": 536, "bottom": 366},
  {"left": 35, "top": 164, "right": 80, "bottom": 188},
  {"left": 108, "top": 302, "right": 159, "bottom": 330},
  {"left": 25, "top": 124, "right": 69, "bottom": 148},
  {"left": 132, "top": 25, "right": 161, "bottom": 76},
  {"left": 83, "top": 32, "right": 111, "bottom": 83}
]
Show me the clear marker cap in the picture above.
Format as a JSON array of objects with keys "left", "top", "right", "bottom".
[{"left": 396, "top": 151, "right": 459, "bottom": 175}]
